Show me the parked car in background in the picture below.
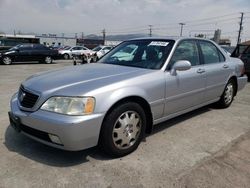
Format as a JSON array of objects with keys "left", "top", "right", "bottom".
[
  {"left": 231, "top": 44, "right": 250, "bottom": 58},
  {"left": 9, "top": 38, "right": 247, "bottom": 157},
  {"left": 0, "top": 44, "right": 59, "bottom": 65},
  {"left": 58, "top": 46, "right": 94, "bottom": 59},
  {"left": 92, "top": 45, "right": 113, "bottom": 60},
  {"left": 239, "top": 46, "right": 250, "bottom": 79},
  {"left": 231, "top": 44, "right": 250, "bottom": 80}
]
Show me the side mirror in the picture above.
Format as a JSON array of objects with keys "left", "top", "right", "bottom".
[{"left": 170, "top": 60, "right": 191, "bottom": 76}]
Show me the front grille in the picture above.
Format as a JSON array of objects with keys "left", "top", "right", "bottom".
[{"left": 18, "top": 86, "right": 39, "bottom": 108}]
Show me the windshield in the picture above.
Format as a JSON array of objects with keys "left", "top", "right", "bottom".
[
  {"left": 64, "top": 46, "right": 71, "bottom": 50},
  {"left": 92, "top": 46, "right": 102, "bottom": 51},
  {"left": 99, "top": 40, "right": 174, "bottom": 69},
  {"left": 9, "top": 44, "right": 21, "bottom": 51}
]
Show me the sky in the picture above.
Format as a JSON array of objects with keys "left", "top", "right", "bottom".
[{"left": 0, "top": 0, "right": 250, "bottom": 44}]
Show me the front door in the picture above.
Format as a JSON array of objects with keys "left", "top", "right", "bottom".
[
  {"left": 15, "top": 45, "right": 32, "bottom": 62},
  {"left": 164, "top": 40, "right": 206, "bottom": 116}
]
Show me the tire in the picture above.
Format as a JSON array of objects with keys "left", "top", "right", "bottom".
[
  {"left": 99, "top": 102, "right": 146, "bottom": 157},
  {"left": 2, "top": 56, "right": 12, "bottom": 65},
  {"left": 217, "top": 79, "right": 236, "bottom": 108},
  {"left": 247, "top": 74, "right": 250, "bottom": 82},
  {"left": 64, "top": 54, "right": 69, "bottom": 60},
  {"left": 44, "top": 56, "right": 52, "bottom": 64}
]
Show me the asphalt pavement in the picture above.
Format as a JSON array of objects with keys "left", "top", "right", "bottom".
[{"left": 0, "top": 60, "right": 249, "bottom": 188}]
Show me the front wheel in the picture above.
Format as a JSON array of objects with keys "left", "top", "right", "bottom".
[
  {"left": 2, "top": 56, "right": 12, "bottom": 65},
  {"left": 44, "top": 56, "right": 52, "bottom": 64},
  {"left": 99, "top": 102, "right": 146, "bottom": 157},
  {"left": 217, "top": 79, "right": 236, "bottom": 108}
]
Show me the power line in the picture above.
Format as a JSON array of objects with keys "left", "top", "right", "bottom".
[{"left": 184, "top": 12, "right": 238, "bottom": 23}]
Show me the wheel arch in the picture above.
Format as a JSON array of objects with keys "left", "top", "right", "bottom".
[
  {"left": 228, "top": 75, "right": 238, "bottom": 96},
  {"left": 100, "top": 96, "right": 153, "bottom": 136}
]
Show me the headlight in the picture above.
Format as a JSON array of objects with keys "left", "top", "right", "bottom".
[{"left": 41, "top": 97, "right": 95, "bottom": 115}]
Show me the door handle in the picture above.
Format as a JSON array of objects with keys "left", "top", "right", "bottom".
[
  {"left": 197, "top": 68, "right": 205, "bottom": 74},
  {"left": 223, "top": 64, "right": 229, "bottom": 69}
]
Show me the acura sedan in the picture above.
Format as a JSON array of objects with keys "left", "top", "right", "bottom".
[{"left": 9, "top": 38, "right": 247, "bottom": 157}]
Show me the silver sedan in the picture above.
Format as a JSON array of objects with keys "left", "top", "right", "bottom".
[{"left": 9, "top": 37, "right": 247, "bottom": 157}]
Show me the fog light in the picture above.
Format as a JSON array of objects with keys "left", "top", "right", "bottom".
[{"left": 48, "top": 134, "right": 62, "bottom": 145}]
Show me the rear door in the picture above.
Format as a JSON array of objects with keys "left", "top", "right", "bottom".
[
  {"left": 71, "top": 47, "right": 80, "bottom": 56},
  {"left": 199, "top": 40, "right": 231, "bottom": 101},
  {"left": 164, "top": 40, "right": 206, "bottom": 116},
  {"left": 31, "top": 44, "right": 50, "bottom": 61}
]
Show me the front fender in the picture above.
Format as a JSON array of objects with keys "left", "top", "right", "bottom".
[{"left": 94, "top": 86, "right": 149, "bottom": 113}]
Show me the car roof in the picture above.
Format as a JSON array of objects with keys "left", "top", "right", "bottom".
[{"left": 126, "top": 37, "right": 213, "bottom": 43}]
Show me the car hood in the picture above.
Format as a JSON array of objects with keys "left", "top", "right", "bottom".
[{"left": 22, "top": 63, "right": 151, "bottom": 96}]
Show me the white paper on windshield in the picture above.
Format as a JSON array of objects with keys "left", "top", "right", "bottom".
[{"left": 148, "top": 41, "right": 169, "bottom": 46}]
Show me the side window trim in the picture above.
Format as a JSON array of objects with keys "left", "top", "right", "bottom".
[
  {"left": 167, "top": 39, "right": 200, "bottom": 70},
  {"left": 217, "top": 48, "right": 225, "bottom": 62}
]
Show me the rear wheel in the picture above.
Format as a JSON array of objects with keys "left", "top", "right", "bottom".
[
  {"left": 99, "top": 102, "right": 146, "bottom": 157},
  {"left": 217, "top": 79, "right": 236, "bottom": 108},
  {"left": 2, "top": 56, "right": 12, "bottom": 65},
  {"left": 44, "top": 56, "right": 52, "bottom": 64},
  {"left": 64, "top": 54, "right": 69, "bottom": 60}
]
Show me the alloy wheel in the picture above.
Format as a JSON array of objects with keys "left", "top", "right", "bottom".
[
  {"left": 45, "top": 56, "right": 52, "bottom": 64},
  {"left": 224, "top": 83, "right": 234, "bottom": 105},
  {"left": 112, "top": 111, "right": 142, "bottom": 150},
  {"left": 3, "top": 57, "right": 12, "bottom": 65}
]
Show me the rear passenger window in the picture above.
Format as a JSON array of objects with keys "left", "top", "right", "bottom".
[
  {"left": 169, "top": 40, "right": 200, "bottom": 68},
  {"left": 200, "top": 41, "right": 221, "bottom": 64}
]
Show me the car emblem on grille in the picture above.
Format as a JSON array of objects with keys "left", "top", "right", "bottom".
[{"left": 20, "top": 91, "right": 26, "bottom": 102}]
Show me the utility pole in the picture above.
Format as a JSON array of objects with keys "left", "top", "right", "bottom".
[
  {"left": 237, "top": 12, "right": 244, "bottom": 45},
  {"left": 62, "top": 33, "right": 64, "bottom": 45},
  {"left": 179, "top": 23, "right": 185, "bottom": 37},
  {"left": 75, "top": 33, "right": 78, "bottom": 39},
  {"left": 149, "top": 25, "right": 153, "bottom": 37},
  {"left": 81, "top": 32, "right": 84, "bottom": 39},
  {"left": 102, "top": 29, "right": 106, "bottom": 45}
]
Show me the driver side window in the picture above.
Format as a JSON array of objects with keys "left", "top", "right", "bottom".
[
  {"left": 111, "top": 44, "right": 138, "bottom": 61},
  {"left": 169, "top": 40, "right": 199, "bottom": 69}
]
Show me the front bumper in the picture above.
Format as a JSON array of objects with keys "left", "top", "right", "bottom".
[
  {"left": 9, "top": 93, "right": 105, "bottom": 151},
  {"left": 237, "top": 75, "right": 248, "bottom": 91}
]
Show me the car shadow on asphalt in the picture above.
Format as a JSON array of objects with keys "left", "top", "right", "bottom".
[
  {"left": 149, "top": 106, "right": 211, "bottom": 136},
  {"left": 4, "top": 105, "right": 212, "bottom": 167},
  {"left": 4, "top": 126, "right": 112, "bottom": 167}
]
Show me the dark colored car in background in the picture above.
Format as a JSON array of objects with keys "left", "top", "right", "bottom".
[
  {"left": 0, "top": 44, "right": 59, "bottom": 65},
  {"left": 231, "top": 44, "right": 250, "bottom": 80},
  {"left": 239, "top": 46, "right": 250, "bottom": 79}
]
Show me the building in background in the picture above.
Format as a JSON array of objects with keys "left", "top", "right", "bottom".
[
  {"left": 36, "top": 34, "right": 76, "bottom": 47},
  {"left": 0, "top": 34, "right": 39, "bottom": 50}
]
